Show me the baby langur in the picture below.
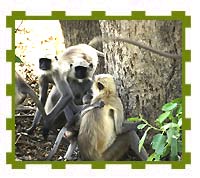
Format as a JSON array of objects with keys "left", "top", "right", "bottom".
[
  {"left": 27, "top": 44, "right": 101, "bottom": 139},
  {"left": 89, "top": 36, "right": 182, "bottom": 59},
  {"left": 78, "top": 74, "right": 148, "bottom": 161},
  {"left": 15, "top": 72, "right": 47, "bottom": 118}
]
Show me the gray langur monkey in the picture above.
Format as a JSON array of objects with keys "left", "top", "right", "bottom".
[
  {"left": 27, "top": 44, "right": 101, "bottom": 139},
  {"left": 78, "top": 74, "right": 148, "bottom": 161},
  {"left": 89, "top": 36, "right": 182, "bottom": 59},
  {"left": 15, "top": 72, "right": 47, "bottom": 118}
]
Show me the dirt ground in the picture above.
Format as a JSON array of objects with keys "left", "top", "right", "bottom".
[
  {"left": 15, "top": 107, "right": 140, "bottom": 161},
  {"left": 15, "top": 106, "right": 80, "bottom": 161}
]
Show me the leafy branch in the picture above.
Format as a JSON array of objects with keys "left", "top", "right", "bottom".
[{"left": 128, "top": 98, "right": 182, "bottom": 161}]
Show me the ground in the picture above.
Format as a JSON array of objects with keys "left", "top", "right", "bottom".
[
  {"left": 15, "top": 108, "right": 79, "bottom": 161},
  {"left": 15, "top": 107, "right": 140, "bottom": 161}
]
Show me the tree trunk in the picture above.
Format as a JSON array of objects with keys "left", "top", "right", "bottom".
[
  {"left": 99, "top": 20, "right": 182, "bottom": 122},
  {"left": 59, "top": 20, "right": 105, "bottom": 74}
]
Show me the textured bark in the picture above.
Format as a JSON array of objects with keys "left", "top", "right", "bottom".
[
  {"left": 59, "top": 20, "right": 105, "bottom": 74},
  {"left": 99, "top": 20, "right": 182, "bottom": 123}
]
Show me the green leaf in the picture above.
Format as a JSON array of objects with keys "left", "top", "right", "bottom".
[
  {"left": 178, "top": 118, "right": 182, "bottom": 127},
  {"left": 161, "top": 123, "right": 178, "bottom": 131},
  {"left": 154, "top": 154, "right": 161, "bottom": 161},
  {"left": 15, "top": 55, "right": 23, "bottom": 63},
  {"left": 171, "top": 98, "right": 182, "bottom": 104},
  {"left": 139, "top": 128, "right": 150, "bottom": 152},
  {"left": 162, "top": 102, "right": 177, "bottom": 111},
  {"left": 127, "top": 117, "right": 141, "bottom": 122},
  {"left": 137, "top": 123, "right": 147, "bottom": 130},
  {"left": 176, "top": 105, "right": 182, "bottom": 115},
  {"left": 166, "top": 127, "right": 179, "bottom": 144},
  {"left": 162, "top": 144, "right": 171, "bottom": 158},
  {"left": 147, "top": 152, "right": 156, "bottom": 161},
  {"left": 151, "top": 134, "right": 167, "bottom": 155},
  {"left": 156, "top": 111, "right": 170, "bottom": 124},
  {"left": 170, "top": 137, "right": 178, "bottom": 161}
]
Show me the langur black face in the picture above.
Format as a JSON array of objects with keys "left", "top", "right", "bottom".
[
  {"left": 39, "top": 58, "right": 52, "bottom": 70},
  {"left": 71, "top": 63, "right": 93, "bottom": 80},
  {"left": 75, "top": 66, "right": 87, "bottom": 79}
]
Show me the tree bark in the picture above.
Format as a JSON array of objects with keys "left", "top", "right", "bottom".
[{"left": 99, "top": 20, "right": 182, "bottom": 122}]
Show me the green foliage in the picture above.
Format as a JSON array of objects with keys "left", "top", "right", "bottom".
[{"left": 128, "top": 98, "right": 182, "bottom": 161}]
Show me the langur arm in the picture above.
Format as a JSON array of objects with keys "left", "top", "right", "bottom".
[
  {"left": 25, "top": 84, "right": 47, "bottom": 118},
  {"left": 27, "top": 76, "right": 49, "bottom": 134},
  {"left": 15, "top": 72, "right": 46, "bottom": 118},
  {"left": 38, "top": 75, "right": 49, "bottom": 105},
  {"left": 65, "top": 100, "right": 105, "bottom": 134},
  {"left": 113, "top": 107, "right": 124, "bottom": 135},
  {"left": 44, "top": 72, "right": 75, "bottom": 128},
  {"left": 80, "top": 100, "right": 105, "bottom": 117}
]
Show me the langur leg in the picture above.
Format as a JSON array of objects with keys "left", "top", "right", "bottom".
[
  {"left": 63, "top": 139, "right": 77, "bottom": 160},
  {"left": 42, "top": 99, "right": 80, "bottom": 139},
  {"left": 27, "top": 110, "right": 42, "bottom": 134},
  {"left": 45, "top": 106, "right": 75, "bottom": 158},
  {"left": 121, "top": 121, "right": 139, "bottom": 134},
  {"left": 103, "top": 130, "right": 148, "bottom": 161},
  {"left": 56, "top": 105, "right": 79, "bottom": 139},
  {"left": 46, "top": 127, "right": 67, "bottom": 160},
  {"left": 45, "top": 110, "right": 78, "bottom": 160},
  {"left": 102, "top": 132, "right": 130, "bottom": 161}
]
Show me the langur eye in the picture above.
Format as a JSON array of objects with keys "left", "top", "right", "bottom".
[
  {"left": 97, "top": 82, "right": 104, "bottom": 90},
  {"left": 89, "top": 63, "right": 93, "bottom": 68},
  {"left": 70, "top": 64, "right": 73, "bottom": 68}
]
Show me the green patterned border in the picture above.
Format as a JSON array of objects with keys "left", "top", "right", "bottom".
[{"left": 6, "top": 11, "right": 191, "bottom": 169}]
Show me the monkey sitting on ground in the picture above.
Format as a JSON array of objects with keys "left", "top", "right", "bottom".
[
  {"left": 27, "top": 44, "right": 102, "bottom": 139},
  {"left": 15, "top": 72, "right": 47, "bottom": 118},
  {"left": 78, "top": 74, "right": 148, "bottom": 161},
  {"left": 46, "top": 74, "right": 146, "bottom": 161}
]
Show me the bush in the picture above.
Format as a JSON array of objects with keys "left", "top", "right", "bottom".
[{"left": 128, "top": 98, "right": 182, "bottom": 161}]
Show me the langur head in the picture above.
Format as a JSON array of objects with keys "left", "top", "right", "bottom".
[
  {"left": 61, "top": 44, "right": 98, "bottom": 82},
  {"left": 92, "top": 74, "right": 117, "bottom": 98},
  {"left": 38, "top": 54, "right": 59, "bottom": 75}
]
